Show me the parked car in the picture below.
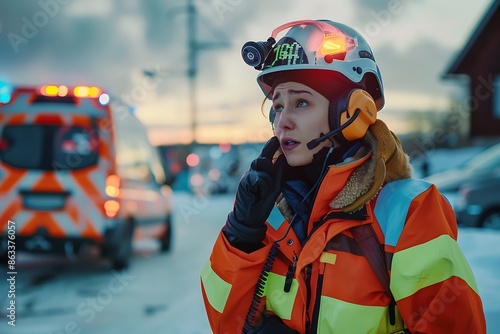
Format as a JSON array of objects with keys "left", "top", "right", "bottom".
[
  {"left": 187, "top": 144, "right": 240, "bottom": 195},
  {"left": 423, "top": 143, "right": 500, "bottom": 210},
  {"left": 455, "top": 174, "right": 500, "bottom": 229}
]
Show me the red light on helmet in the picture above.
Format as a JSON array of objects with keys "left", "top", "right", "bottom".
[
  {"left": 318, "top": 34, "right": 357, "bottom": 57},
  {"left": 269, "top": 20, "right": 358, "bottom": 61}
]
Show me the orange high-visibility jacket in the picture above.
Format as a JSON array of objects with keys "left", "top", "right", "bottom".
[{"left": 201, "top": 126, "right": 486, "bottom": 334}]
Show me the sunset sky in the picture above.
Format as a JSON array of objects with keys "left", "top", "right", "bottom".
[{"left": 0, "top": 0, "right": 494, "bottom": 144}]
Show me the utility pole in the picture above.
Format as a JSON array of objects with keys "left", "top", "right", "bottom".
[
  {"left": 168, "top": 0, "right": 230, "bottom": 146},
  {"left": 187, "top": 0, "right": 197, "bottom": 144},
  {"left": 148, "top": 1, "right": 228, "bottom": 146}
]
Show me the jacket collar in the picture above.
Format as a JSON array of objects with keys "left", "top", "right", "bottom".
[
  {"left": 277, "top": 120, "right": 414, "bottom": 224},
  {"left": 309, "top": 148, "right": 371, "bottom": 223}
]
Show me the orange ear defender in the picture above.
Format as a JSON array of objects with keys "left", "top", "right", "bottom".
[{"left": 333, "top": 89, "right": 377, "bottom": 142}]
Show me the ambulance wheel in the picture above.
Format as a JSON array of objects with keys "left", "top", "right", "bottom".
[
  {"left": 159, "top": 214, "right": 172, "bottom": 253},
  {"left": 110, "top": 220, "right": 134, "bottom": 271}
]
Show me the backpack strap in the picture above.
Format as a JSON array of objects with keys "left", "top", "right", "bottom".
[
  {"left": 351, "top": 222, "right": 398, "bottom": 326},
  {"left": 325, "top": 207, "right": 397, "bottom": 326},
  {"left": 350, "top": 224, "right": 392, "bottom": 298}
]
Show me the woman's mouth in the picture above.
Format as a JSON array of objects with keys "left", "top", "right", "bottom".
[{"left": 281, "top": 138, "right": 300, "bottom": 150}]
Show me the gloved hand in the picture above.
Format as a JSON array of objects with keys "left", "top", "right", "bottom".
[
  {"left": 223, "top": 137, "right": 285, "bottom": 252},
  {"left": 249, "top": 313, "right": 299, "bottom": 334}
]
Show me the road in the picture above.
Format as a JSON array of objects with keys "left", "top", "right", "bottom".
[
  {"left": 1, "top": 192, "right": 499, "bottom": 333},
  {"left": 0, "top": 192, "right": 229, "bottom": 334}
]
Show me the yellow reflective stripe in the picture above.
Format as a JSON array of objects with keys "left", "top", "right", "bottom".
[
  {"left": 391, "top": 234, "right": 479, "bottom": 301},
  {"left": 320, "top": 252, "right": 337, "bottom": 265},
  {"left": 265, "top": 272, "right": 298, "bottom": 320},
  {"left": 318, "top": 296, "right": 405, "bottom": 333},
  {"left": 201, "top": 260, "right": 232, "bottom": 313}
]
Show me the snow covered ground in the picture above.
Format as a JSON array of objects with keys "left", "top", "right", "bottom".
[
  {"left": 411, "top": 145, "right": 488, "bottom": 179},
  {"left": 1, "top": 145, "right": 498, "bottom": 333},
  {"left": 1, "top": 191, "right": 498, "bottom": 333},
  {"left": 457, "top": 227, "right": 500, "bottom": 332}
]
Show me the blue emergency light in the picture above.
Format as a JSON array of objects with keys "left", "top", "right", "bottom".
[{"left": 0, "top": 81, "right": 12, "bottom": 104}]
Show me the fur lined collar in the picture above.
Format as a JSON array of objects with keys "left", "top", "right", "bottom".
[
  {"left": 276, "top": 120, "right": 414, "bottom": 220},
  {"left": 330, "top": 122, "right": 413, "bottom": 211}
]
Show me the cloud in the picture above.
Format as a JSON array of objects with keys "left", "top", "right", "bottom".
[
  {"left": 353, "top": 0, "right": 394, "bottom": 11},
  {"left": 375, "top": 37, "right": 457, "bottom": 98},
  {"left": 0, "top": 0, "right": 492, "bottom": 143},
  {"left": 0, "top": 0, "right": 161, "bottom": 93},
  {"left": 65, "top": 0, "right": 114, "bottom": 17}
]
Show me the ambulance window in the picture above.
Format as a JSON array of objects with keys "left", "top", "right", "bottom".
[
  {"left": 0, "top": 125, "right": 99, "bottom": 170},
  {"left": 0, "top": 125, "right": 46, "bottom": 169},
  {"left": 33, "top": 95, "right": 76, "bottom": 104},
  {"left": 53, "top": 126, "right": 99, "bottom": 170},
  {"left": 149, "top": 145, "right": 166, "bottom": 185},
  {"left": 114, "top": 114, "right": 153, "bottom": 182}
]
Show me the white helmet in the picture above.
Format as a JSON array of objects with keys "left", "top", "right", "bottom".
[{"left": 242, "top": 20, "right": 384, "bottom": 110}]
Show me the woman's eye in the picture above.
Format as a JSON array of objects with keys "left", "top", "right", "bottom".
[
  {"left": 273, "top": 105, "right": 284, "bottom": 112},
  {"left": 297, "top": 100, "right": 308, "bottom": 108}
]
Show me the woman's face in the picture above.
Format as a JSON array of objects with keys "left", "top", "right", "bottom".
[{"left": 273, "top": 81, "right": 333, "bottom": 167}]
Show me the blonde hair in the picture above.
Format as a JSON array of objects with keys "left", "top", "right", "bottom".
[
  {"left": 260, "top": 96, "right": 268, "bottom": 120},
  {"left": 260, "top": 90, "right": 273, "bottom": 121}
]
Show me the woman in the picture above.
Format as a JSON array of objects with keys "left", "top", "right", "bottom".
[{"left": 201, "top": 20, "right": 486, "bottom": 333}]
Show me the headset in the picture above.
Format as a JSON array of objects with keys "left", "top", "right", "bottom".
[
  {"left": 268, "top": 88, "right": 377, "bottom": 149},
  {"left": 321, "top": 88, "right": 377, "bottom": 146}
]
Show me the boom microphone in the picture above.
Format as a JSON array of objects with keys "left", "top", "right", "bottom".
[{"left": 306, "top": 109, "right": 361, "bottom": 150}]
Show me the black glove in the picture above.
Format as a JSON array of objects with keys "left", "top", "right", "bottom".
[
  {"left": 223, "top": 137, "right": 285, "bottom": 252},
  {"left": 249, "top": 314, "right": 299, "bottom": 334}
]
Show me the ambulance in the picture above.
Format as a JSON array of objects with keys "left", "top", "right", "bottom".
[{"left": 0, "top": 85, "right": 173, "bottom": 270}]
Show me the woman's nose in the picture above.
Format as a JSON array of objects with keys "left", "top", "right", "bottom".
[{"left": 276, "top": 107, "right": 295, "bottom": 131}]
